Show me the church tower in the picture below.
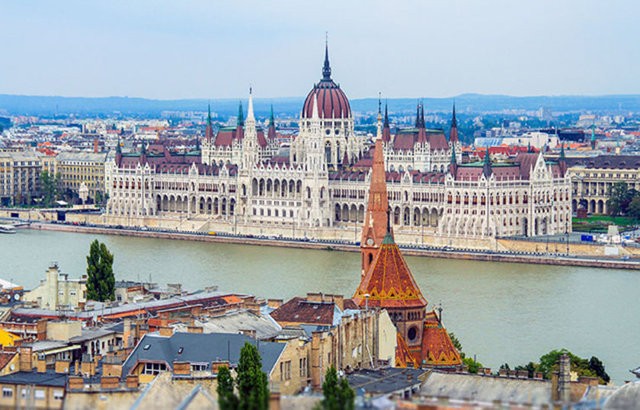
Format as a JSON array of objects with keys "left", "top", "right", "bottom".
[
  {"left": 241, "top": 88, "right": 259, "bottom": 169},
  {"left": 360, "top": 137, "right": 389, "bottom": 276}
]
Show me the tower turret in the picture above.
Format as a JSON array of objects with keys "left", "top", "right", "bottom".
[
  {"left": 205, "top": 104, "right": 214, "bottom": 142},
  {"left": 449, "top": 102, "right": 459, "bottom": 144},
  {"left": 382, "top": 102, "right": 391, "bottom": 142},
  {"left": 360, "top": 138, "right": 389, "bottom": 276},
  {"left": 241, "top": 88, "right": 259, "bottom": 168},
  {"left": 482, "top": 147, "right": 492, "bottom": 178}
]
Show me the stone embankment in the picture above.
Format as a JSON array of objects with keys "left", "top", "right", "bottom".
[{"left": 29, "top": 223, "right": 640, "bottom": 271}]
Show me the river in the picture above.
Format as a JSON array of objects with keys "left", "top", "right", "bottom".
[{"left": 0, "top": 229, "right": 637, "bottom": 384}]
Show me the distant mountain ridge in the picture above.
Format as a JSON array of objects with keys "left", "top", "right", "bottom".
[{"left": 0, "top": 93, "right": 638, "bottom": 117}]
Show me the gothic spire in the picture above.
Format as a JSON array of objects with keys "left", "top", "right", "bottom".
[
  {"left": 482, "top": 147, "right": 492, "bottom": 178},
  {"left": 205, "top": 103, "right": 214, "bottom": 142},
  {"left": 269, "top": 104, "right": 275, "bottom": 126},
  {"left": 322, "top": 36, "right": 332, "bottom": 80},
  {"left": 449, "top": 102, "right": 459, "bottom": 143},
  {"left": 246, "top": 87, "right": 255, "bottom": 123},
  {"left": 415, "top": 101, "right": 421, "bottom": 128},
  {"left": 237, "top": 101, "right": 244, "bottom": 127},
  {"left": 383, "top": 101, "right": 389, "bottom": 128},
  {"left": 450, "top": 143, "right": 457, "bottom": 165}
]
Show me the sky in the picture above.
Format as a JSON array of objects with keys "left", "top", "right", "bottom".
[{"left": 1, "top": 0, "right": 639, "bottom": 99}]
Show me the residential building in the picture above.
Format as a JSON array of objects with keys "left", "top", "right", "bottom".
[
  {"left": 23, "top": 263, "right": 87, "bottom": 310},
  {"left": 55, "top": 151, "right": 107, "bottom": 203},
  {"left": 0, "top": 151, "right": 47, "bottom": 206}
]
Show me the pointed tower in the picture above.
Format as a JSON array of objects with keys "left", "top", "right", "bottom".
[
  {"left": 267, "top": 104, "right": 276, "bottom": 141},
  {"left": 360, "top": 138, "right": 389, "bottom": 275},
  {"left": 236, "top": 101, "right": 245, "bottom": 141},
  {"left": 448, "top": 144, "right": 458, "bottom": 176},
  {"left": 416, "top": 102, "right": 427, "bottom": 143},
  {"left": 205, "top": 104, "right": 214, "bottom": 142},
  {"left": 482, "top": 147, "right": 492, "bottom": 178},
  {"left": 241, "top": 88, "right": 259, "bottom": 169},
  {"left": 376, "top": 94, "right": 383, "bottom": 141},
  {"left": 449, "top": 103, "right": 459, "bottom": 144},
  {"left": 590, "top": 124, "right": 596, "bottom": 150},
  {"left": 115, "top": 138, "right": 122, "bottom": 166},
  {"left": 558, "top": 142, "right": 567, "bottom": 176},
  {"left": 382, "top": 102, "right": 391, "bottom": 143}
]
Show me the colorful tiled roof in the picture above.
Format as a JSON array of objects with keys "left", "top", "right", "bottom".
[{"left": 353, "top": 233, "right": 428, "bottom": 309}]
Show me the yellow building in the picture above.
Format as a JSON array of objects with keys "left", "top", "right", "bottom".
[{"left": 55, "top": 151, "right": 107, "bottom": 203}]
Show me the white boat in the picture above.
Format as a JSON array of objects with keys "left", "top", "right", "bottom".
[{"left": 0, "top": 224, "right": 16, "bottom": 234}]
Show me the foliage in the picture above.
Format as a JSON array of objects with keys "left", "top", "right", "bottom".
[
  {"left": 462, "top": 357, "right": 483, "bottom": 374},
  {"left": 237, "top": 342, "right": 269, "bottom": 410},
  {"left": 217, "top": 365, "right": 239, "bottom": 410},
  {"left": 40, "top": 170, "right": 61, "bottom": 207},
  {"left": 448, "top": 332, "right": 464, "bottom": 357},
  {"left": 628, "top": 196, "right": 640, "bottom": 220},
  {"left": 515, "top": 362, "right": 537, "bottom": 379},
  {"left": 607, "top": 182, "right": 636, "bottom": 216},
  {"left": 320, "top": 366, "right": 355, "bottom": 410},
  {"left": 589, "top": 356, "right": 610, "bottom": 383},
  {"left": 86, "top": 240, "right": 115, "bottom": 301}
]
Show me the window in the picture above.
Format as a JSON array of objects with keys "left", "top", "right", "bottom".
[
  {"left": 299, "top": 358, "right": 307, "bottom": 378},
  {"left": 35, "top": 390, "right": 45, "bottom": 400},
  {"left": 191, "top": 363, "right": 207, "bottom": 372},
  {"left": 2, "top": 388, "right": 12, "bottom": 398},
  {"left": 280, "top": 360, "right": 291, "bottom": 381},
  {"left": 53, "top": 390, "right": 64, "bottom": 400},
  {"left": 142, "top": 362, "right": 167, "bottom": 375}
]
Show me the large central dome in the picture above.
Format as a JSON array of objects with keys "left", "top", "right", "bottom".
[{"left": 301, "top": 44, "right": 351, "bottom": 120}]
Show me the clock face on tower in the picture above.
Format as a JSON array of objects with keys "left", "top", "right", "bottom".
[{"left": 366, "top": 238, "right": 374, "bottom": 246}]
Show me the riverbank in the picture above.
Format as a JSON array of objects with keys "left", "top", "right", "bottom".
[{"left": 28, "top": 222, "right": 640, "bottom": 270}]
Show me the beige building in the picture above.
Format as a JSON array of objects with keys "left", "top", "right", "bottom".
[
  {"left": 56, "top": 151, "right": 107, "bottom": 203},
  {"left": 0, "top": 151, "right": 49, "bottom": 206},
  {"left": 24, "top": 263, "right": 87, "bottom": 310},
  {"left": 566, "top": 155, "right": 640, "bottom": 215}
]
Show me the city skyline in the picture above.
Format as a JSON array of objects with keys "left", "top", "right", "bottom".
[{"left": 1, "top": 0, "right": 639, "bottom": 99}]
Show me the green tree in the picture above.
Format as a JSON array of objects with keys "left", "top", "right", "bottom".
[
  {"left": 462, "top": 357, "right": 483, "bottom": 374},
  {"left": 237, "top": 342, "right": 269, "bottom": 410},
  {"left": 627, "top": 195, "right": 640, "bottom": 220},
  {"left": 40, "top": 170, "right": 60, "bottom": 207},
  {"left": 589, "top": 356, "right": 610, "bottom": 384},
  {"left": 607, "top": 182, "right": 633, "bottom": 216},
  {"left": 217, "top": 365, "right": 239, "bottom": 410},
  {"left": 320, "top": 366, "right": 354, "bottom": 410},
  {"left": 86, "top": 240, "right": 115, "bottom": 301},
  {"left": 538, "top": 349, "right": 597, "bottom": 381}
]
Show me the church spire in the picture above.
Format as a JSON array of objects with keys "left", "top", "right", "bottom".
[
  {"left": 205, "top": 103, "right": 214, "bottom": 142},
  {"left": 237, "top": 101, "right": 244, "bottom": 127},
  {"left": 376, "top": 93, "right": 383, "bottom": 140},
  {"left": 483, "top": 147, "right": 492, "bottom": 178},
  {"left": 382, "top": 101, "right": 391, "bottom": 142},
  {"left": 449, "top": 102, "right": 459, "bottom": 143},
  {"left": 360, "top": 138, "right": 389, "bottom": 275},
  {"left": 268, "top": 104, "right": 276, "bottom": 140},
  {"left": 322, "top": 36, "right": 332, "bottom": 80}
]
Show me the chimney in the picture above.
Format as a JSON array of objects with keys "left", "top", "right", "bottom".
[
  {"left": 211, "top": 361, "right": 230, "bottom": 374},
  {"left": 267, "top": 299, "right": 283, "bottom": 309},
  {"left": 93, "top": 138, "right": 99, "bottom": 153},
  {"left": 187, "top": 326, "right": 203, "bottom": 334},
  {"left": 68, "top": 376, "right": 84, "bottom": 391},
  {"left": 100, "top": 376, "right": 120, "bottom": 390},
  {"left": 19, "top": 347, "right": 33, "bottom": 372},
  {"left": 81, "top": 359, "right": 96, "bottom": 376},
  {"left": 126, "top": 375, "right": 139, "bottom": 390},
  {"left": 269, "top": 391, "right": 281, "bottom": 410},
  {"left": 123, "top": 318, "right": 132, "bottom": 349},
  {"left": 159, "top": 326, "right": 173, "bottom": 337},
  {"left": 173, "top": 361, "right": 191, "bottom": 376},
  {"left": 55, "top": 360, "right": 71, "bottom": 374},
  {"left": 330, "top": 295, "right": 344, "bottom": 311},
  {"left": 36, "top": 357, "right": 47, "bottom": 373},
  {"left": 558, "top": 353, "right": 571, "bottom": 404},
  {"left": 306, "top": 293, "right": 322, "bottom": 303}
]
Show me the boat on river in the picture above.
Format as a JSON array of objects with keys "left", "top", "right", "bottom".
[{"left": 0, "top": 224, "right": 16, "bottom": 234}]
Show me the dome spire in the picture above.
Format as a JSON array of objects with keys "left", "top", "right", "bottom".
[{"left": 322, "top": 33, "right": 332, "bottom": 80}]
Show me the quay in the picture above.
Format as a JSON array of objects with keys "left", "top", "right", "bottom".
[{"left": 28, "top": 222, "right": 640, "bottom": 271}]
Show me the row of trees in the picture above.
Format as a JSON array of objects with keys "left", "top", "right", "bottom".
[
  {"left": 449, "top": 333, "right": 609, "bottom": 384},
  {"left": 38, "top": 170, "right": 108, "bottom": 207},
  {"left": 607, "top": 181, "right": 640, "bottom": 218},
  {"left": 500, "top": 349, "right": 610, "bottom": 384}
]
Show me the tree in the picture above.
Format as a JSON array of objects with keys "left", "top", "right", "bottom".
[
  {"left": 320, "top": 366, "right": 354, "bottom": 410},
  {"left": 237, "top": 342, "right": 269, "bottom": 410},
  {"left": 589, "top": 356, "right": 610, "bottom": 384},
  {"left": 217, "top": 365, "right": 238, "bottom": 410},
  {"left": 628, "top": 196, "right": 640, "bottom": 220},
  {"left": 607, "top": 182, "right": 633, "bottom": 216},
  {"left": 462, "top": 357, "right": 483, "bottom": 374},
  {"left": 86, "top": 240, "right": 115, "bottom": 301},
  {"left": 40, "top": 170, "right": 60, "bottom": 207}
]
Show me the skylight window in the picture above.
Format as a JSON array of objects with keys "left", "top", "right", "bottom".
[{"left": 143, "top": 344, "right": 150, "bottom": 350}]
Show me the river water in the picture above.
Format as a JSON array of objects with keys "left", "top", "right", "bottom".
[{"left": 1, "top": 229, "right": 637, "bottom": 384}]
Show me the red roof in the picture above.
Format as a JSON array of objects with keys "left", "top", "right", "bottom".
[
  {"left": 353, "top": 233, "right": 428, "bottom": 309},
  {"left": 302, "top": 79, "right": 351, "bottom": 119},
  {"left": 270, "top": 297, "right": 338, "bottom": 326}
]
